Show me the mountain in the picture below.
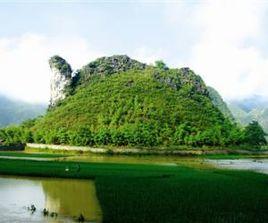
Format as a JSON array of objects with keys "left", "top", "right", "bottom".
[
  {"left": 207, "top": 86, "right": 235, "bottom": 122},
  {"left": 0, "top": 95, "right": 46, "bottom": 127},
  {"left": 17, "top": 54, "right": 246, "bottom": 148},
  {"left": 228, "top": 96, "right": 268, "bottom": 134},
  {"left": 2, "top": 55, "right": 265, "bottom": 148},
  {"left": 229, "top": 95, "right": 268, "bottom": 112}
]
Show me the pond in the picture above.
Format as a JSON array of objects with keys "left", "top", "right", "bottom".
[{"left": 0, "top": 176, "right": 102, "bottom": 223}]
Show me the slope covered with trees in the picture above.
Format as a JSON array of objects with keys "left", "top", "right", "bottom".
[{"left": 207, "top": 87, "right": 235, "bottom": 122}]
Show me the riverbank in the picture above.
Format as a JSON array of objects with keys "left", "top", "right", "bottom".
[
  {"left": 26, "top": 143, "right": 268, "bottom": 156},
  {"left": 0, "top": 157, "right": 268, "bottom": 223}
]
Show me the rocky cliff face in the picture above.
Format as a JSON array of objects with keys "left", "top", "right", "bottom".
[{"left": 49, "top": 56, "right": 73, "bottom": 107}]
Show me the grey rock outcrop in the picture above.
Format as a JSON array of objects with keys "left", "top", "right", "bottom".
[
  {"left": 49, "top": 56, "right": 72, "bottom": 107},
  {"left": 77, "top": 55, "right": 147, "bottom": 84},
  {"left": 153, "top": 67, "right": 208, "bottom": 95},
  {"left": 48, "top": 55, "right": 209, "bottom": 107}
]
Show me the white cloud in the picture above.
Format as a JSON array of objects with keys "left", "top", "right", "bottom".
[
  {"left": 0, "top": 34, "right": 167, "bottom": 104},
  {"left": 0, "top": 33, "right": 102, "bottom": 103},
  {"left": 187, "top": 0, "right": 268, "bottom": 100},
  {"left": 2, "top": 0, "right": 268, "bottom": 103},
  {"left": 132, "top": 46, "right": 167, "bottom": 65}
]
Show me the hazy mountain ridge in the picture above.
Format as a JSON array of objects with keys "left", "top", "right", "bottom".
[
  {"left": 0, "top": 95, "right": 46, "bottom": 127},
  {"left": 228, "top": 96, "right": 268, "bottom": 134},
  {"left": 207, "top": 90, "right": 268, "bottom": 135}
]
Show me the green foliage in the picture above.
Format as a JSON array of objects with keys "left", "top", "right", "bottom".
[
  {"left": 244, "top": 121, "right": 267, "bottom": 146},
  {"left": 207, "top": 86, "right": 235, "bottom": 122},
  {"left": 155, "top": 60, "right": 168, "bottom": 70},
  {"left": 21, "top": 67, "right": 247, "bottom": 148},
  {"left": 0, "top": 126, "right": 27, "bottom": 145}
]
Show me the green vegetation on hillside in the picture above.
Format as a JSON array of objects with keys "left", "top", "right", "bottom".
[
  {"left": 0, "top": 158, "right": 268, "bottom": 223},
  {"left": 27, "top": 69, "right": 241, "bottom": 147},
  {"left": 0, "top": 56, "right": 266, "bottom": 148},
  {"left": 244, "top": 121, "right": 267, "bottom": 146},
  {"left": 207, "top": 86, "right": 235, "bottom": 122}
]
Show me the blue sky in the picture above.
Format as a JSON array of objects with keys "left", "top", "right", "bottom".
[{"left": 0, "top": 0, "right": 268, "bottom": 103}]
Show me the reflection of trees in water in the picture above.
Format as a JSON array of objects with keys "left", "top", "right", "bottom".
[{"left": 41, "top": 179, "right": 102, "bottom": 222}]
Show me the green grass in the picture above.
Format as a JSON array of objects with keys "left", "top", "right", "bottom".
[
  {"left": 0, "top": 158, "right": 267, "bottom": 222},
  {"left": 200, "top": 153, "right": 268, "bottom": 159}
]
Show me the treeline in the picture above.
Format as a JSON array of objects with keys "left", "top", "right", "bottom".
[{"left": 0, "top": 120, "right": 266, "bottom": 148}]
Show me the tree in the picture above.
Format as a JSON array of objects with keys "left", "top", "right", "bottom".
[
  {"left": 244, "top": 121, "right": 267, "bottom": 146},
  {"left": 155, "top": 60, "right": 168, "bottom": 70},
  {"left": 68, "top": 127, "right": 93, "bottom": 146}
]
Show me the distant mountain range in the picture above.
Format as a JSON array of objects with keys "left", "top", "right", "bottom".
[
  {"left": 0, "top": 95, "right": 46, "bottom": 127},
  {"left": 207, "top": 88, "right": 267, "bottom": 137},
  {"left": 228, "top": 96, "right": 268, "bottom": 134}
]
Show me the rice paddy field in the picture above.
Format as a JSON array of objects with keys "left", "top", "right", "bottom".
[{"left": 0, "top": 151, "right": 268, "bottom": 223}]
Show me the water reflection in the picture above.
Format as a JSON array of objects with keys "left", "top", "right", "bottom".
[
  {"left": 42, "top": 178, "right": 102, "bottom": 222},
  {"left": 0, "top": 176, "right": 102, "bottom": 223}
]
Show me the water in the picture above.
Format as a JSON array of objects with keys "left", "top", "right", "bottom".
[
  {"left": 207, "top": 159, "right": 268, "bottom": 174},
  {"left": 63, "top": 154, "right": 268, "bottom": 174},
  {"left": 60, "top": 153, "right": 268, "bottom": 172},
  {"left": 0, "top": 176, "right": 102, "bottom": 223}
]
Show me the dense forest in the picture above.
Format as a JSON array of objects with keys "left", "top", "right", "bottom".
[{"left": 0, "top": 56, "right": 266, "bottom": 149}]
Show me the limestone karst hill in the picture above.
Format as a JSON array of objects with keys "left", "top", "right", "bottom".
[
  {"left": 2, "top": 55, "right": 266, "bottom": 148},
  {"left": 24, "top": 55, "right": 248, "bottom": 148}
]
